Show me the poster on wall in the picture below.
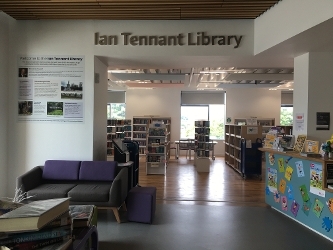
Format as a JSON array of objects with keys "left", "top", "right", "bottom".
[
  {"left": 295, "top": 113, "right": 304, "bottom": 131},
  {"left": 309, "top": 163, "right": 325, "bottom": 198},
  {"left": 17, "top": 55, "right": 85, "bottom": 123}
]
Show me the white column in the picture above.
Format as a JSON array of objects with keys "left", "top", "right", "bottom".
[{"left": 293, "top": 52, "right": 333, "bottom": 142}]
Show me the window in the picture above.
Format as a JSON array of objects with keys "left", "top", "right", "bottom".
[
  {"left": 280, "top": 105, "right": 293, "bottom": 125},
  {"left": 107, "top": 103, "right": 125, "bottom": 119},
  {"left": 180, "top": 104, "right": 225, "bottom": 139}
]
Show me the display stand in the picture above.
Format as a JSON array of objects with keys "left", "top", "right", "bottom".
[
  {"left": 240, "top": 138, "right": 262, "bottom": 179},
  {"left": 194, "top": 120, "right": 211, "bottom": 172},
  {"left": 146, "top": 122, "right": 169, "bottom": 175}
]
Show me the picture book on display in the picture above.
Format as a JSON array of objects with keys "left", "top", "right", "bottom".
[
  {"left": 0, "top": 198, "right": 70, "bottom": 233},
  {"left": 69, "top": 205, "right": 96, "bottom": 228},
  {"left": 293, "top": 135, "right": 307, "bottom": 153}
]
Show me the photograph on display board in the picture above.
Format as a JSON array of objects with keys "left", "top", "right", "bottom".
[
  {"left": 18, "top": 67, "right": 28, "bottom": 77},
  {"left": 18, "top": 101, "right": 33, "bottom": 115},
  {"left": 47, "top": 102, "right": 63, "bottom": 116},
  {"left": 61, "top": 80, "right": 83, "bottom": 100}
]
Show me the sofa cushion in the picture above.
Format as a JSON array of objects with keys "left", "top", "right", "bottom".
[
  {"left": 42, "top": 160, "right": 81, "bottom": 180},
  {"left": 79, "top": 161, "right": 118, "bottom": 181},
  {"left": 68, "top": 184, "right": 111, "bottom": 202},
  {"left": 27, "top": 183, "right": 77, "bottom": 200}
]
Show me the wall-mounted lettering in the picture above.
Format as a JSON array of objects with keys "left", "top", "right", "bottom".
[{"left": 94, "top": 32, "right": 243, "bottom": 48}]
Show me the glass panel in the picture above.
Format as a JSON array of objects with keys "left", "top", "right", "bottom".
[
  {"left": 107, "top": 104, "right": 111, "bottom": 119},
  {"left": 181, "top": 106, "right": 208, "bottom": 139},
  {"left": 110, "top": 103, "right": 126, "bottom": 119},
  {"left": 209, "top": 104, "right": 225, "bottom": 140},
  {"left": 280, "top": 106, "right": 293, "bottom": 125}
]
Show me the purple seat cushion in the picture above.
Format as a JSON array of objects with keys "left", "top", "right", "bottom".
[
  {"left": 126, "top": 186, "right": 157, "bottom": 224},
  {"left": 79, "top": 161, "right": 118, "bottom": 181},
  {"left": 42, "top": 160, "right": 81, "bottom": 180}
]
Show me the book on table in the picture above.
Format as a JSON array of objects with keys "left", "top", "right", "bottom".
[
  {"left": 69, "top": 205, "right": 97, "bottom": 228},
  {"left": 0, "top": 225, "right": 71, "bottom": 249},
  {"left": 0, "top": 200, "right": 24, "bottom": 216},
  {"left": 0, "top": 198, "right": 70, "bottom": 233},
  {"left": 0, "top": 237, "right": 72, "bottom": 250},
  {"left": 0, "top": 211, "right": 72, "bottom": 250}
]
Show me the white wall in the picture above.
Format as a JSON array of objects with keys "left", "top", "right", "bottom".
[
  {"left": 1, "top": 17, "right": 291, "bottom": 196},
  {"left": 294, "top": 52, "right": 333, "bottom": 142},
  {"left": 0, "top": 12, "right": 10, "bottom": 197},
  {"left": 93, "top": 57, "right": 108, "bottom": 160},
  {"left": 254, "top": 0, "right": 333, "bottom": 54},
  {"left": 226, "top": 88, "right": 281, "bottom": 125},
  {"left": 6, "top": 20, "right": 96, "bottom": 197}
]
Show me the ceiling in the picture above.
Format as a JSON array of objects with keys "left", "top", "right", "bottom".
[
  {"left": 1, "top": 0, "right": 296, "bottom": 91},
  {"left": 0, "top": 0, "right": 281, "bottom": 20}
]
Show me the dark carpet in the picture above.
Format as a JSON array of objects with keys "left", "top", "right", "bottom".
[{"left": 97, "top": 203, "right": 333, "bottom": 250}]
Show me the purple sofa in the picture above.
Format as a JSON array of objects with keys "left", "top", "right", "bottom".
[{"left": 16, "top": 160, "right": 128, "bottom": 223}]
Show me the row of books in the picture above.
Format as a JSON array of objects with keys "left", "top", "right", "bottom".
[{"left": 0, "top": 198, "right": 97, "bottom": 250}]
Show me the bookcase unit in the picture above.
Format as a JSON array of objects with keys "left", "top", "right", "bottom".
[
  {"left": 234, "top": 117, "right": 275, "bottom": 139},
  {"left": 132, "top": 116, "right": 171, "bottom": 158},
  {"left": 151, "top": 117, "right": 171, "bottom": 162},
  {"left": 194, "top": 120, "right": 211, "bottom": 172},
  {"left": 107, "top": 119, "right": 131, "bottom": 157},
  {"left": 146, "top": 122, "right": 170, "bottom": 175},
  {"left": 132, "top": 117, "right": 150, "bottom": 156},
  {"left": 224, "top": 124, "right": 262, "bottom": 175}
]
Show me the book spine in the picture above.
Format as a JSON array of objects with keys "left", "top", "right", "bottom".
[
  {"left": 4, "top": 235, "right": 71, "bottom": 250},
  {"left": 43, "top": 217, "right": 72, "bottom": 229},
  {"left": 0, "top": 226, "right": 71, "bottom": 246}
]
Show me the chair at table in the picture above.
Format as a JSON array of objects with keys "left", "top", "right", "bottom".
[
  {"left": 178, "top": 139, "right": 191, "bottom": 159},
  {"left": 169, "top": 142, "right": 177, "bottom": 160}
]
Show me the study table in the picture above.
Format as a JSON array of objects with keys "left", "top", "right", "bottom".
[
  {"left": 174, "top": 140, "right": 218, "bottom": 160},
  {"left": 260, "top": 148, "right": 333, "bottom": 242}
]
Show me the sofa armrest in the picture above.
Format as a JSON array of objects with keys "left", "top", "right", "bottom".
[
  {"left": 109, "top": 167, "right": 128, "bottom": 207},
  {"left": 16, "top": 166, "right": 44, "bottom": 193}
]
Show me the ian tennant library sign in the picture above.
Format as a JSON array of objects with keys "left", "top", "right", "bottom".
[{"left": 94, "top": 32, "right": 243, "bottom": 48}]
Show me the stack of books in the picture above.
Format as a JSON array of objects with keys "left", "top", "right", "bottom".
[
  {"left": 0, "top": 198, "right": 72, "bottom": 250},
  {"left": 69, "top": 205, "right": 97, "bottom": 250}
]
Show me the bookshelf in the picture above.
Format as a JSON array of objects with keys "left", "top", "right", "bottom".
[
  {"left": 107, "top": 119, "right": 131, "bottom": 157},
  {"left": 151, "top": 116, "right": 171, "bottom": 162},
  {"left": 234, "top": 117, "right": 275, "bottom": 139},
  {"left": 146, "top": 122, "right": 169, "bottom": 175},
  {"left": 224, "top": 124, "right": 262, "bottom": 175},
  {"left": 132, "top": 117, "right": 150, "bottom": 156},
  {"left": 132, "top": 116, "right": 171, "bottom": 158},
  {"left": 194, "top": 120, "right": 211, "bottom": 172}
]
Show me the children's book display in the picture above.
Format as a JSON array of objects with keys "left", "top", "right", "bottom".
[
  {"left": 0, "top": 198, "right": 73, "bottom": 250},
  {"left": 293, "top": 134, "right": 307, "bottom": 153},
  {"left": 304, "top": 140, "right": 319, "bottom": 153},
  {"left": 263, "top": 129, "right": 278, "bottom": 149}
]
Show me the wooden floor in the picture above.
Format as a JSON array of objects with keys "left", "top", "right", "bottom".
[{"left": 138, "top": 156, "right": 267, "bottom": 207}]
